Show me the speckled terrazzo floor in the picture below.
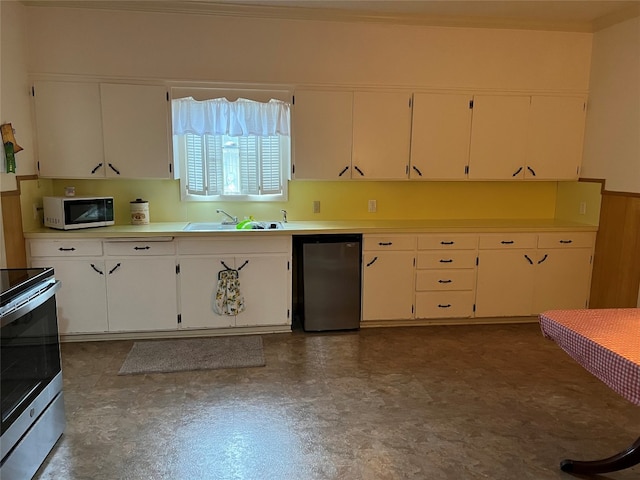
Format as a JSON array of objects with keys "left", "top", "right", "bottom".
[{"left": 35, "top": 324, "right": 639, "bottom": 480}]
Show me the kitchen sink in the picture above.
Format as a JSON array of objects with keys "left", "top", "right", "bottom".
[{"left": 183, "top": 221, "right": 284, "bottom": 231}]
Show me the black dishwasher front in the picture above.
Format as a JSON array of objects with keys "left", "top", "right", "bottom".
[{"left": 294, "top": 234, "right": 362, "bottom": 332}]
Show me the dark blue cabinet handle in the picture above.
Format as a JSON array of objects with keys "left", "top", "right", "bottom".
[
  {"left": 108, "top": 263, "right": 121, "bottom": 275},
  {"left": 366, "top": 257, "right": 378, "bottom": 267}
]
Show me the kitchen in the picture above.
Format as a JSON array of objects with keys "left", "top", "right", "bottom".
[{"left": 1, "top": 1, "right": 639, "bottom": 479}]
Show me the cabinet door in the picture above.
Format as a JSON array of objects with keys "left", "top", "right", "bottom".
[
  {"left": 526, "top": 96, "right": 586, "bottom": 180},
  {"left": 33, "top": 81, "right": 105, "bottom": 178},
  {"left": 410, "top": 93, "right": 472, "bottom": 180},
  {"left": 532, "top": 249, "right": 592, "bottom": 313},
  {"left": 475, "top": 250, "right": 536, "bottom": 317},
  {"left": 106, "top": 258, "right": 177, "bottom": 332},
  {"left": 293, "top": 90, "right": 353, "bottom": 180},
  {"left": 100, "top": 83, "right": 172, "bottom": 179},
  {"left": 468, "top": 95, "right": 529, "bottom": 180},
  {"left": 234, "top": 255, "right": 290, "bottom": 327},
  {"left": 31, "top": 258, "right": 108, "bottom": 334},
  {"left": 179, "top": 256, "right": 236, "bottom": 329},
  {"left": 352, "top": 91, "right": 412, "bottom": 180},
  {"left": 362, "top": 251, "right": 414, "bottom": 321}
]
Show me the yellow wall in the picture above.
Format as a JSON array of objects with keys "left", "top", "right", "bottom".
[
  {"left": 18, "top": 178, "right": 562, "bottom": 226},
  {"left": 554, "top": 180, "right": 602, "bottom": 225}
]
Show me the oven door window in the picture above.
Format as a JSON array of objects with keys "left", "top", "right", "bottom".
[{"left": 1, "top": 296, "right": 61, "bottom": 434}]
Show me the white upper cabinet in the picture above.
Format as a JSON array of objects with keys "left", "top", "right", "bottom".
[
  {"left": 289, "top": 89, "right": 586, "bottom": 182},
  {"left": 352, "top": 91, "right": 412, "bottom": 180},
  {"left": 33, "top": 81, "right": 105, "bottom": 178},
  {"left": 293, "top": 89, "right": 353, "bottom": 180},
  {"left": 468, "top": 94, "right": 587, "bottom": 180},
  {"left": 100, "top": 83, "right": 172, "bottom": 179},
  {"left": 526, "top": 96, "right": 586, "bottom": 180},
  {"left": 410, "top": 93, "right": 473, "bottom": 180},
  {"left": 33, "top": 80, "right": 172, "bottom": 179},
  {"left": 467, "top": 95, "right": 530, "bottom": 180}
]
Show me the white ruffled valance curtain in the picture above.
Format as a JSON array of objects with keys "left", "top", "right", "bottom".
[{"left": 172, "top": 97, "right": 291, "bottom": 137}]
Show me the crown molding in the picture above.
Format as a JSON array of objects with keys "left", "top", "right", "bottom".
[{"left": 21, "top": 0, "right": 621, "bottom": 33}]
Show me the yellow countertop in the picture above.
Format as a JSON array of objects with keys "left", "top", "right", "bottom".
[{"left": 23, "top": 219, "right": 598, "bottom": 239}]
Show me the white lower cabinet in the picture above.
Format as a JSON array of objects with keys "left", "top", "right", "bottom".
[
  {"left": 415, "top": 234, "right": 478, "bottom": 319},
  {"left": 177, "top": 237, "right": 292, "bottom": 329},
  {"left": 475, "top": 249, "right": 537, "bottom": 317},
  {"left": 29, "top": 239, "right": 108, "bottom": 334},
  {"left": 104, "top": 258, "right": 178, "bottom": 332},
  {"left": 532, "top": 233, "right": 595, "bottom": 312},
  {"left": 475, "top": 232, "right": 595, "bottom": 317},
  {"left": 103, "top": 240, "right": 178, "bottom": 332},
  {"left": 362, "top": 235, "right": 416, "bottom": 322},
  {"left": 31, "top": 257, "right": 108, "bottom": 334}
]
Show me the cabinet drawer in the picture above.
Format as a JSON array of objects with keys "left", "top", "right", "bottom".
[
  {"left": 364, "top": 235, "right": 416, "bottom": 251},
  {"left": 415, "top": 269, "right": 475, "bottom": 291},
  {"left": 418, "top": 234, "right": 478, "bottom": 250},
  {"left": 415, "top": 291, "right": 474, "bottom": 318},
  {"left": 104, "top": 240, "right": 176, "bottom": 256},
  {"left": 416, "top": 251, "right": 477, "bottom": 269},
  {"left": 537, "top": 232, "right": 595, "bottom": 249},
  {"left": 29, "top": 239, "right": 103, "bottom": 257},
  {"left": 177, "top": 236, "right": 290, "bottom": 255},
  {"left": 479, "top": 233, "right": 537, "bottom": 249}
]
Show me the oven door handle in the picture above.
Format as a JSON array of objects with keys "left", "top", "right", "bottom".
[{"left": 1, "top": 280, "right": 62, "bottom": 328}]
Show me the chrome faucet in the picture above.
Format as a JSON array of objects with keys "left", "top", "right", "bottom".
[
  {"left": 280, "top": 209, "right": 288, "bottom": 223},
  {"left": 216, "top": 209, "right": 238, "bottom": 225}
]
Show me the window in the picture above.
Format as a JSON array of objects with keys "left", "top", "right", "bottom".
[{"left": 172, "top": 95, "right": 291, "bottom": 202}]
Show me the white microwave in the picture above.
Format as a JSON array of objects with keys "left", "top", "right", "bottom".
[{"left": 43, "top": 196, "right": 115, "bottom": 230}]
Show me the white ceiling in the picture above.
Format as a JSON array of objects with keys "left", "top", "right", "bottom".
[{"left": 24, "top": 0, "right": 640, "bottom": 32}]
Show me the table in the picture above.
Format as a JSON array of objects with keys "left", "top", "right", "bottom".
[{"left": 539, "top": 308, "right": 640, "bottom": 475}]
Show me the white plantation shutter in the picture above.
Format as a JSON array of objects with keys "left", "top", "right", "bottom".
[
  {"left": 239, "top": 137, "right": 259, "bottom": 195},
  {"left": 260, "top": 137, "right": 282, "bottom": 195},
  {"left": 205, "top": 135, "right": 224, "bottom": 195},
  {"left": 174, "top": 95, "right": 290, "bottom": 201},
  {"left": 185, "top": 134, "right": 205, "bottom": 195}
]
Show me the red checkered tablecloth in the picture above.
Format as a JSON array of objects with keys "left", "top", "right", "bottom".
[{"left": 539, "top": 309, "right": 640, "bottom": 405}]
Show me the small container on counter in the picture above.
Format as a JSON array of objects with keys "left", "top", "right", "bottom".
[{"left": 130, "top": 198, "right": 149, "bottom": 225}]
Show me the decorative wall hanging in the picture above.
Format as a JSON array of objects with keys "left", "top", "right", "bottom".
[{"left": 1, "top": 123, "right": 23, "bottom": 174}]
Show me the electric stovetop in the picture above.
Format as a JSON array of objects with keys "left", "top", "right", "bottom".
[{"left": 0, "top": 267, "right": 54, "bottom": 307}]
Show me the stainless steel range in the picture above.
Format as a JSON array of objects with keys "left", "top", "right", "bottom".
[{"left": 0, "top": 267, "right": 65, "bottom": 480}]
